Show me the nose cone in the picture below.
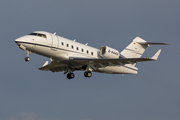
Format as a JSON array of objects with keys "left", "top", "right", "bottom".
[
  {"left": 15, "top": 37, "right": 28, "bottom": 51},
  {"left": 15, "top": 38, "right": 21, "bottom": 46},
  {"left": 15, "top": 38, "right": 20, "bottom": 44},
  {"left": 15, "top": 35, "right": 29, "bottom": 45},
  {"left": 15, "top": 36, "right": 28, "bottom": 47},
  {"left": 15, "top": 37, "right": 23, "bottom": 43},
  {"left": 15, "top": 39, "right": 25, "bottom": 48}
]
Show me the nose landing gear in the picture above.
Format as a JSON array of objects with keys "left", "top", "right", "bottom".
[
  {"left": 25, "top": 57, "right": 30, "bottom": 61},
  {"left": 25, "top": 51, "right": 31, "bottom": 62}
]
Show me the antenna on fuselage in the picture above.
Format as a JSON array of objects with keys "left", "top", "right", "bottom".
[
  {"left": 85, "top": 43, "right": 88, "bottom": 45},
  {"left": 53, "top": 32, "right": 56, "bottom": 35},
  {"left": 73, "top": 39, "right": 76, "bottom": 42}
]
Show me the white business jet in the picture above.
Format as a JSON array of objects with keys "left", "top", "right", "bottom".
[{"left": 15, "top": 31, "right": 169, "bottom": 79}]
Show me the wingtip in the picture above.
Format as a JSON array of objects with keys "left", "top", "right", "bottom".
[{"left": 42, "top": 61, "right": 49, "bottom": 67}]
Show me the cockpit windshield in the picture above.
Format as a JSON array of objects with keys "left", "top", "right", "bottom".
[{"left": 28, "top": 33, "right": 47, "bottom": 38}]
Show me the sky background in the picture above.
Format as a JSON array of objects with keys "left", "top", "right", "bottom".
[{"left": 0, "top": 0, "right": 180, "bottom": 120}]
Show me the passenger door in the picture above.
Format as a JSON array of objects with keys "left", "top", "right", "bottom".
[{"left": 51, "top": 34, "right": 59, "bottom": 51}]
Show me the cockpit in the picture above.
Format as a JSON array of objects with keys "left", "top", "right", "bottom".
[{"left": 28, "top": 32, "right": 47, "bottom": 38}]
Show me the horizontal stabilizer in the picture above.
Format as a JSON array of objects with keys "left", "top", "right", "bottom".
[
  {"left": 137, "top": 42, "right": 170, "bottom": 45},
  {"left": 152, "top": 49, "right": 161, "bottom": 60}
]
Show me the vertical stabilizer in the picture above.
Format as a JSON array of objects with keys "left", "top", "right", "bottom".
[{"left": 120, "top": 37, "right": 148, "bottom": 58}]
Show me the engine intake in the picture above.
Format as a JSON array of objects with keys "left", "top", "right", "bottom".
[{"left": 99, "top": 46, "right": 120, "bottom": 58}]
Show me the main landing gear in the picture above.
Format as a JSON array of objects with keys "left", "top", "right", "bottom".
[
  {"left": 66, "top": 71, "right": 92, "bottom": 79},
  {"left": 67, "top": 73, "right": 75, "bottom": 79},
  {"left": 84, "top": 71, "right": 92, "bottom": 78}
]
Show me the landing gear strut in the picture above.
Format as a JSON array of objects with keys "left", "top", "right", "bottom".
[
  {"left": 67, "top": 73, "right": 75, "bottom": 79},
  {"left": 25, "top": 51, "right": 31, "bottom": 62},
  {"left": 84, "top": 71, "right": 92, "bottom": 78}
]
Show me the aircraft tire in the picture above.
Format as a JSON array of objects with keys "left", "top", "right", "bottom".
[
  {"left": 67, "top": 73, "right": 75, "bottom": 79},
  {"left": 67, "top": 74, "right": 71, "bottom": 79},
  {"left": 25, "top": 57, "right": 30, "bottom": 62},
  {"left": 87, "top": 72, "right": 92, "bottom": 77},
  {"left": 84, "top": 71, "right": 92, "bottom": 78},
  {"left": 70, "top": 73, "right": 75, "bottom": 79},
  {"left": 84, "top": 72, "right": 88, "bottom": 77}
]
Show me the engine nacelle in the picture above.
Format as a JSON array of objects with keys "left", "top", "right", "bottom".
[{"left": 99, "top": 46, "right": 120, "bottom": 58}]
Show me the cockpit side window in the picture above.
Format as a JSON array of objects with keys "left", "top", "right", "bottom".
[
  {"left": 37, "top": 33, "right": 46, "bottom": 38},
  {"left": 29, "top": 33, "right": 38, "bottom": 36},
  {"left": 28, "top": 33, "right": 47, "bottom": 38}
]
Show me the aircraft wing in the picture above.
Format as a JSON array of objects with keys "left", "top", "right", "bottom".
[
  {"left": 70, "top": 57, "right": 154, "bottom": 64},
  {"left": 39, "top": 61, "right": 67, "bottom": 72},
  {"left": 39, "top": 49, "right": 161, "bottom": 72},
  {"left": 70, "top": 49, "right": 161, "bottom": 64}
]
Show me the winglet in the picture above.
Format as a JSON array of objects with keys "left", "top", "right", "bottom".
[
  {"left": 42, "top": 61, "right": 49, "bottom": 67},
  {"left": 152, "top": 49, "right": 161, "bottom": 60}
]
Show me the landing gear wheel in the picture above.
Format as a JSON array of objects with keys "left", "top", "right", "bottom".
[
  {"left": 84, "top": 71, "right": 92, "bottom": 78},
  {"left": 25, "top": 57, "right": 30, "bottom": 62},
  {"left": 67, "top": 73, "right": 75, "bottom": 79},
  {"left": 67, "top": 74, "right": 71, "bottom": 79},
  {"left": 70, "top": 73, "right": 75, "bottom": 79},
  {"left": 84, "top": 72, "right": 88, "bottom": 77},
  {"left": 25, "top": 51, "right": 31, "bottom": 62}
]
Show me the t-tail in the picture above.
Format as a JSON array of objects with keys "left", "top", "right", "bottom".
[{"left": 120, "top": 37, "right": 169, "bottom": 65}]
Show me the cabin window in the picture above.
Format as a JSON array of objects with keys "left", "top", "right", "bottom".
[
  {"left": 71, "top": 45, "right": 74, "bottom": 49},
  {"left": 67, "top": 44, "right": 69, "bottom": 47},
  {"left": 77, "top": 47, "right": 79, "bottom": 50},
  {"left": 62, "top": 42, "right": 64, "bottom": 46},
  {"left": 91, "top": 52, "right": 93, "bottom": 55},
  {"left": 81, "top": 49, "right": 84, "bottom": 52},
  {"left": 87, "top": 50, "right": 89, "bottom": 54},
  {"left": 28, "top": 33, "right": 47, "bottom": 38}
]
